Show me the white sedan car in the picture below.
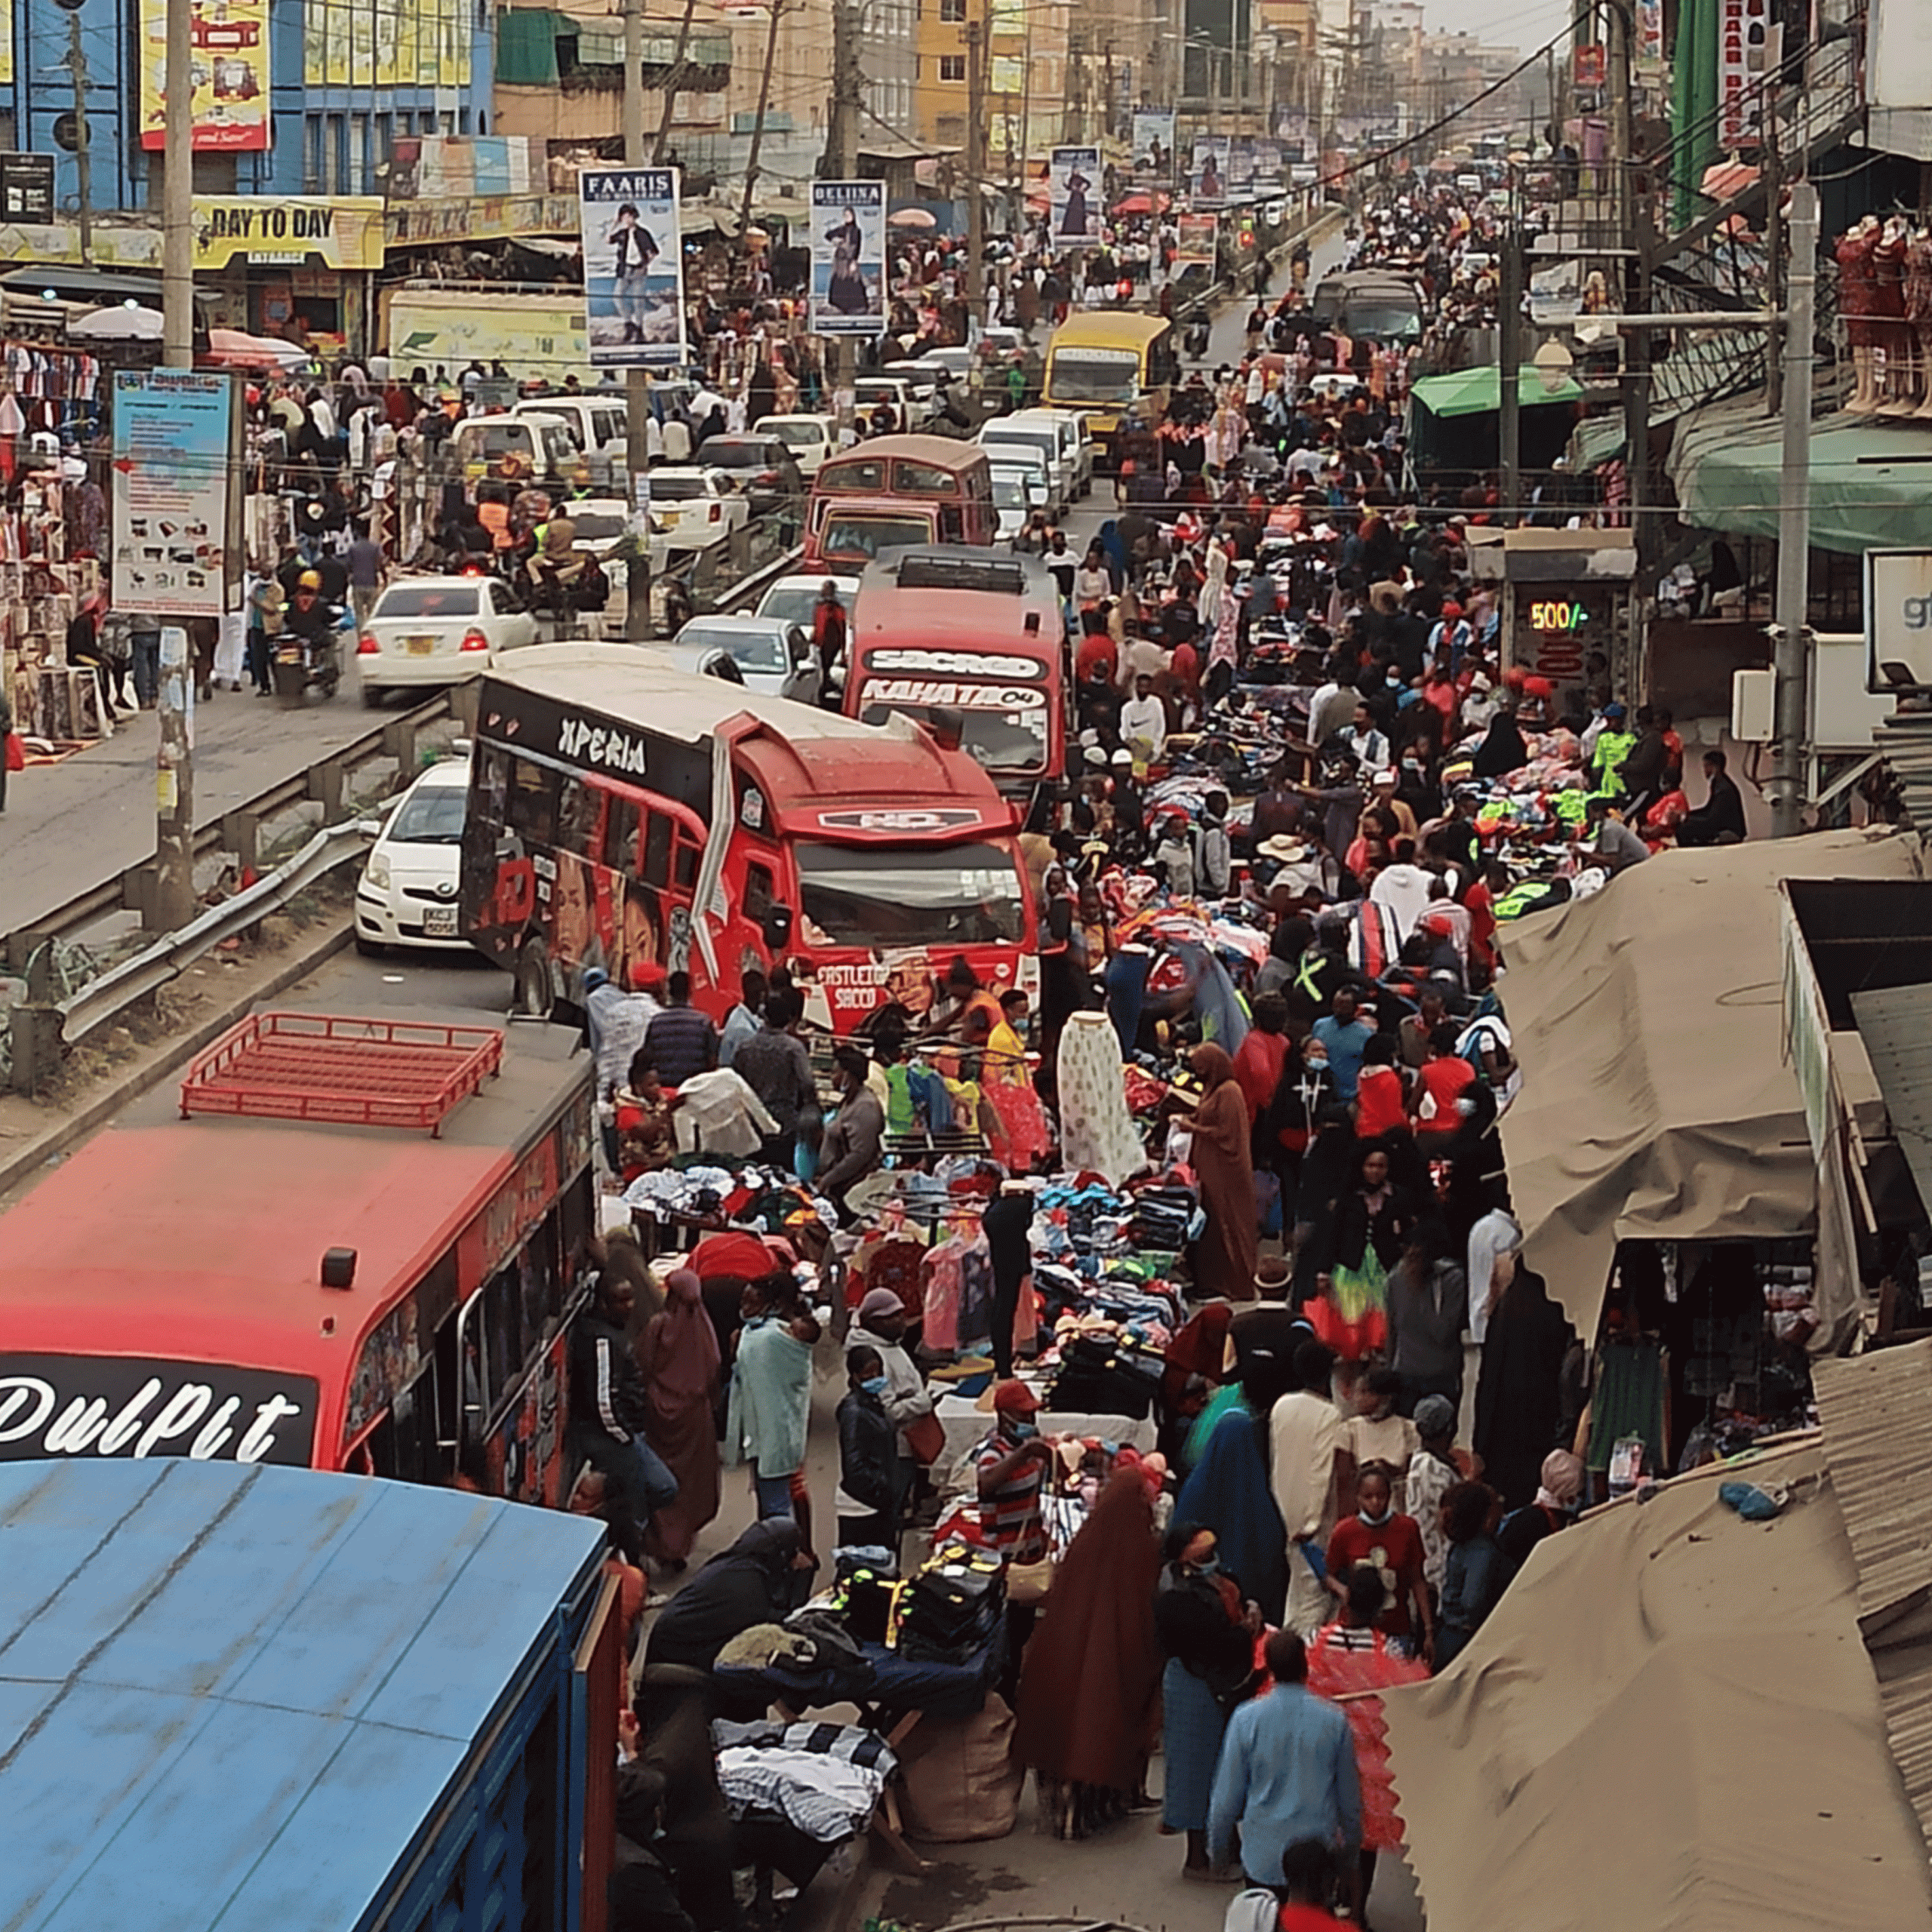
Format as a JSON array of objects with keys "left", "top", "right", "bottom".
[
  {"left": 648, "top": 466, "right": 750, "bottom": 554},
  {"left": 354, "top": 756, "right": 470, "bottom": 953},
  {"left": 754, "top": 571, "right": 859, "bottom": 629},
  {"left": 757, "top": 413, "right": 838, "bottom": 478},
  {"left": 357, "top": 576, "right": 540, "bottom": 706},
  {"left": 668, "top": 614, "right": 822, "bottom": 706}
]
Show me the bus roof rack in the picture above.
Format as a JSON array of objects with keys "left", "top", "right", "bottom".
[
  {"left": 180, "top": 1013, "right": 504, "bottom": 1136},
  {"left": 892, "top": 552, "right": 1029, "bottom": 595}
]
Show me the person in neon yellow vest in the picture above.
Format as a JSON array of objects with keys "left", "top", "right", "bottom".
[{"left": 1589, "top": 700, "right": 1638, "bottom": 798}]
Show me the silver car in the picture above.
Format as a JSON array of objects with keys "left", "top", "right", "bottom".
[{"left": 664, "top": 614, "right": 822, "bottom": 705}]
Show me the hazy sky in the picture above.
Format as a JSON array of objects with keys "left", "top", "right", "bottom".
[{"left": 1421, "top": 0, "right": 1570, "bottom": 52}]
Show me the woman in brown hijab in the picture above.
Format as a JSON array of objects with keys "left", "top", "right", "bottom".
[
  {"left": 1176, "top": 1042, "right": 1259, "bottom": 1302},
  {"left": 1013, "top": 1466, "right": 1164, "bottom": 1837},
  {"left": 638, "top": 1267, "right": 722, "bottom": 1567}
]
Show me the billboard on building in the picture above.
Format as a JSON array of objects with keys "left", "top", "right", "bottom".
[
  {"left": 140, "top": 0, "right": 269, "bottom": 152},
  {"left": 579, "top": 167, "right": 685, "bottom": 368},
  {"left": 1131, "top": 110, "right": 1177, "bottom": 178},
  {"left": 1049, "top": 146, "right": 1101, "bottom": 245},
  {"left": 810, "top": 181, "right": 886, "bottom": 337},
  {"left": 1176, "top": 211, "right": 1217, "bottom": 268},
  {"left": 1190, "top": 136, "right": 1228, "bottom": 209},
  {"left": 1227, "top": 136, "right": 1257, "bottom": 201},
  {"left": 111, "top": 371, "right": 235, "bottom": 619}
]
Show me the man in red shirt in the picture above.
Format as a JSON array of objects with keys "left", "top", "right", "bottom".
[
  {"left": 1233, "top": 991, "right": 1292, "bottom": 1124},
  {"left": 1412, "top": 1024, "right": 1476, "bottom": 1146},
  {"left": 1463, "top": 857, "right": 1508, "bottom": 982},
  {"left": 1074, "top": 626, "right": 1117, "bottom": 684},
  {"left": 1321, "top": 1463, "right": 1432, "bottom": 1657}
]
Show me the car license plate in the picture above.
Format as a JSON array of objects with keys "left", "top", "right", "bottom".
[
  {"left": 423, "top": 905, "right": 458, "bottom": 937},
  {"left": 405, "top": 634, "right": 438, "bottom": 656}
]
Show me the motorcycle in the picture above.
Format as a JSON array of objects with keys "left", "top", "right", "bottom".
[{"left": 273, "top": 618, "right": 343, "bottom": 706}]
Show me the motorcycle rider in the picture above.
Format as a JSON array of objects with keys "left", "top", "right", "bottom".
[{"left": 281, "top": 570, "right": 342, "bottom": 685}]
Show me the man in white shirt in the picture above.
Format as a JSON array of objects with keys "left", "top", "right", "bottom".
[
  {"left": 1367, "top": 837, "right": 1435, "bottom": 940},
  {"left": 1120, "top": 672, "right": 1168, "bottom": 763},
  {"left": 1271, "top": 1340, "right": 1352, "bottom": 1637},
  {"left": 1339, "top": 700, "right": 1389, "bottom": 771}
]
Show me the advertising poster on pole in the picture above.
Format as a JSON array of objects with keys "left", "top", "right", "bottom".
[
  {"left": 1131, "top": 109, "right": 1177, "bottom": 179},
  {"left": 810, "top": 180, "right": 886, "bottom": 337},
  {"left": 1049, "top": 145, "right": 1101, "bottom": 245},
  {"left": 1255, "top": 137, "right": 1283, "bottom": 195},
  {"left": 140, "top": 0, "right": 270, "bottom": 151},
  {"left": 110, "top": 370, "right": 234, "bottom": 619},
  {"left": 1227, "top": 135, "right": 1257, "bottom": 202},
  {"left": 579, "top": 165, "right": 685, "bottom": 368},
  {"left": 1190, "top": 136, "right": 1228, "bottom": 209},
  {"left": 1176, "top": 211, "right": 1217, "bottom": 269}
]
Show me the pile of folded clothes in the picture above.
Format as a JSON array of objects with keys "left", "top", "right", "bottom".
[{"left": 892, "top": 1540, "right": 1006, "bottom": 1665}]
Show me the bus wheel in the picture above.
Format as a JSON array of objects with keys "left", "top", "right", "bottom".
[{"left": 514, "top": 938, "right": 553, "bottom": 1018}]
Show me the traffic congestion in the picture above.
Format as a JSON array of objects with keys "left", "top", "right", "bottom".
[{"left": 3, "top": 60, "right": 1928, "bottom": 1932}]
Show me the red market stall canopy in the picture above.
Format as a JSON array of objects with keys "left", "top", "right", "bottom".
[{"left": 1111, "top": 191, "right": 1171, "bottom": 216}]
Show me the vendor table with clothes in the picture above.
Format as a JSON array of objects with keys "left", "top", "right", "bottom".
[{"left": 932, "top": 1391, "right": 1158, "bottom": 1479}]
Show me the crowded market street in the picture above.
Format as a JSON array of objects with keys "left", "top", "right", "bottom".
[{"left": 8, "top": 29, "right": 1932, "bottom": 1932}]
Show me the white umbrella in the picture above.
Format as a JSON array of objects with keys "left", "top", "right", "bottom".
[{"left": 69, "top": 303, "right": 165, "bottom": 342}]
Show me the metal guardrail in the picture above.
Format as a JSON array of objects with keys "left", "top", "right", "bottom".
[
  {"left": 1, "top": 687, "right": 466, "bottom": 972},
  {"left": 4, "top": 818, "right": 380, "bottom": 1095}
]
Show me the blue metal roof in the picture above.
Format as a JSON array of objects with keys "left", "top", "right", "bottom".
[{"left": 0, "top": 1460, "right": 605, "bottom": 1931}]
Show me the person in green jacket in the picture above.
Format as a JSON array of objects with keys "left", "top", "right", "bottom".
[{"left": 1589, "top": 700, "right": 1638, "bottom": 798}]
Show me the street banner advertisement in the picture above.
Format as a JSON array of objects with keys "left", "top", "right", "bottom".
[
  {"left": 1228, "top": 136, "right": 1257, "bottom": 201},
  {"left": 579, "top": 166, "right": 685, "bottom": 368},
  {"left": 140, "top": 0, "right": 269, "bottom": 151},
  {"left": 111, "top": 370, "right": 234, "bottom": 618},
  {"left": 1275, "top": 106, "right": 1310, "bottom": 162},
  {"left": 1050, "top": 146, "right": 1101, "bottom": 245},
  {"left": 1255, "top": 137, "right": 1283, "bottom": 193},
  {"left": 810, "top": 180, "right": 887, "bottom": 337},
  {"left": 1191, "top": 137, "right": 1228, "bottom": 209},
  {"left": 1177, "top": 212, "right": 1217, "bottom": 268},
  {"left": 1131, "top": 109, "right": 1177, "bottom": 178}
]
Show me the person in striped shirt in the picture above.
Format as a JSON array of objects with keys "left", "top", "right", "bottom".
[{"left": 974, "top": 1380, "right": 1052, "bottom": 1563}]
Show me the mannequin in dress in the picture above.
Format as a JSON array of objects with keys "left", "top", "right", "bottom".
[
  {"left": 1906, "top": 226, "right": 1932, "bottom": 419},
  {"left": 1875, "top": 215, "right": 1913, "bottom": 414},
  {"left": 1837, "top": 217, "right": 1882, "bottom": 413}
]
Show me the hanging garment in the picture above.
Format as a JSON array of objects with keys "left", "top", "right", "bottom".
[{"left": 1058, "top": 1010, "right": 1143, "bottom": 1186}]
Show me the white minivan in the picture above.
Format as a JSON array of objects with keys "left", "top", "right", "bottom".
[
  {"left": 979, "top": 409, "right": 1091, "bottom": 512},
  {"left": 512, "top": 394, "right": 629, "bottom": 484}
]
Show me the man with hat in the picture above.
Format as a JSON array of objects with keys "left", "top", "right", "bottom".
[
  {"left": 974, "top": 1379, "right": 1051, "bottom": 1564},
  {"left": 850, "top": 1285, "right": 937, "bottom": 1460}
]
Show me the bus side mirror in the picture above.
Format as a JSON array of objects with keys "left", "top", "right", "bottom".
[{"left": 762, "top": 904, "right": 794, "bottom": 951}]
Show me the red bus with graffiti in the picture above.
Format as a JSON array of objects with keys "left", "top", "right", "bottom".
[
  {"left": 844, "top": 546, "right": 1067, "bottom": 814},
  {"left": 0, "top": 1012, "right": 595, "bottom": 1501},
  {"left": 460, "top": 646, "right": 1038, "bottom": 1032}
]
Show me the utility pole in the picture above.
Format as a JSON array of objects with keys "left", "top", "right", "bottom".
[
  {"left": 1497, "top": 227, "right": 1521, "bottom": 524},
  {"left": 1770, "top": 180, "right": 1818, "bottom": 838},
  {"left": 153, "top": 0, "right": 196, "bottom": 931},
  {"left": 623, "top": 0, "right": 653, "bottom": 637},
  {"left": 964, "top": 15, "right": 986, "bottom": 315},
  {"left": 653, "top": 0, "right": 699, "bottom": 164},
  {"left": 823, "top": 0, "right": 860, "bottom": 421},
  {"left": 61, "top": 13, "right": 92, "bottom": 266},
  {"left": 737, "top": 0, "right": 786, "bottom": 249}
]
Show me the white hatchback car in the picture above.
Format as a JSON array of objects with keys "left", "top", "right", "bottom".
[
  {"left": 757, "top": 413, "right": 839, "bottom": 478},
  {"left": 358, "top": 576, "right": 540, "bottom": 706},
  {"left": 354, "top": 756, "right": 471, "bottom": 953}
]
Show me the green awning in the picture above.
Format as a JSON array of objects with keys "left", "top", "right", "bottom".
[
  {"left": 1410, "top": 365, "right": 1586, "bottom": 418},
  {"left": 1669, "top": 399, "right": 1932, "bottom": 555}
]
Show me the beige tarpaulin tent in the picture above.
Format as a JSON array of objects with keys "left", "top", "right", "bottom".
[
  {"left": 1496, "top": 826, "right": 1922, "bottom": 1343},
  {"left": 1382, "top": 1437, "right": 1932, "bottom": 1931}
]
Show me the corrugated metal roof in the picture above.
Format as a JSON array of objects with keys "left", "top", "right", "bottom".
[
  {"left": 1850, "top": 984, "right": 1932, "bottom": 1236},
  {"left": 0, "top": 1460, "right": 602, "bottom": 1932},
  {"left": 1814, "top": 1339, "right": 1932, "bottom": 1861}
]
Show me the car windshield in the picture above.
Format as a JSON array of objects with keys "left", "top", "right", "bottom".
[
  {"left": 683, "top": 626, "right": 787, "bottom": 672},
  {"left": 767, "top": 422, "right": 823, "bottom": 448},
  {"left": 982, "top": 431, "right": 1054, "bottom": 469},
  {"left": 389, "top": 780, "right": 468, "bottom": 844},
  {"left": 796, "top": 841, "right": 1026, "bottom": 948},
  {"left": 856, "top": 685, "right": 1050, "bottom": 774},
  {"left": 377, "top": 584, "right": 479, "bottom": 618},
  {"left": 568, "top": 509, "right": 627, "bottom": 541},
  {"left": 819, "top": 513, "right": 931, "bottom": 559},
  {"left": 703, "top": 442, "right": 765, "bottom": 469},
  {"left": 992, "top": 473, "right": 1031, "bottom": 510},
  {"left": 1048, "top": 348, "right": 1141, "bottom": 404},
  {"left": 758, "top": 584, "right": 823, "bottom": 626}
]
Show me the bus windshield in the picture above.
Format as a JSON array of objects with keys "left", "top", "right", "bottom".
[
  {"left": 820, "top": 512, "right": 932, "bottom": 560},
  {"left": 1049, "top": 348, "right": 1141, "bottom": 404},
  {"left": 796, "top": 842, "right": 1026, "bottom": 947},
  {"left": 857, "top": 693, "right": 1048, "bottom": 774}
]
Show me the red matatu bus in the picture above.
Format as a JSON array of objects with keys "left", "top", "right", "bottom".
[
  {"left": 803, "top": 434, "right": 997, "bottom": 569},
  {"left": 0, "top": 1012, "right": 595, "bottom": 1497},
  {"left": 460, "top": 645, "right": 1038, "bottom": 1032},
  {"left": 844, "top": 546, "right": 1067, "bottom": 813}
]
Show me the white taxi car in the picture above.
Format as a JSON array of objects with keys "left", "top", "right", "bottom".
[{"left": 354, "top": 755, "right": 471, "bottom": 953}]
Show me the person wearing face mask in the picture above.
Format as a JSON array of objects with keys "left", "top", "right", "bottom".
[
  {"left": 1154, "top": 1521, "right": 1264, "bottom": 1881},
  {"left": 835, "top": 1345, "right": 908, "bottom": 1555},
  {"left": 1321, "top": 1463, "right": 1432, "bottom": 1661}
]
